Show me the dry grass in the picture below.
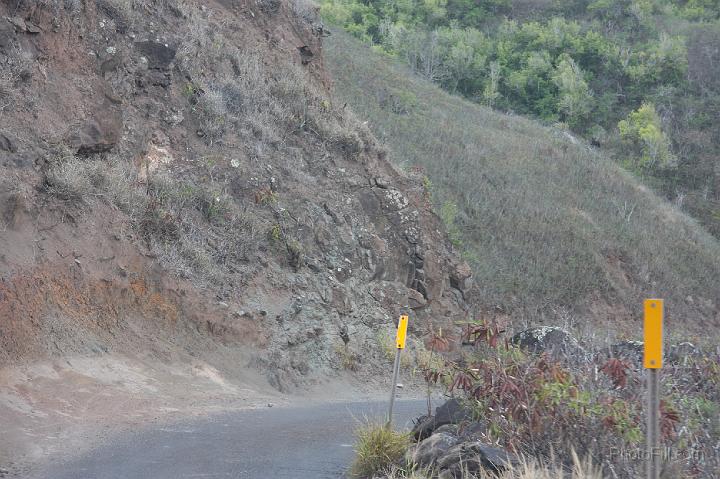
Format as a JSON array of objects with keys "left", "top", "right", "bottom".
[
  {"left": 325, "top": 30, "right": 720, "bottom": 338},
  {"left": 351, "top": 423, "right": 411, "bottom": 478},
  {"left": 383, "top": 452, "right": 603, "bottom": 478},
  {"left": 42, "top": 153, "right": 259, "bottom": 290},
  {"left": 0, "top": 51, "right": 28, "bottom": 113},
  {"left": 173, "top": 4, "right": 374, "bottom": 159}
]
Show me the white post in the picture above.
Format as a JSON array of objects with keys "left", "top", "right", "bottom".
[
  {"left": 646, "top": 368, "right": 660, "bottom": 479},
  {"left": 387, "top": 314, "right": 409, "bottom": 428},
  {"left": 387, "top": 348, "right": 402, "bottom": 428}
]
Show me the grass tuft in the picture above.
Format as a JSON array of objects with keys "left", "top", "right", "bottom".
[{"left": 351, "top": 423, "right": 411, "bottom": 478}]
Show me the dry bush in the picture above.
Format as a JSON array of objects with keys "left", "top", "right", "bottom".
[
  {"left": 14, "top": 0, "right": 81, "bottom": 13},
  {"left": 0, "top": 53, "right": 28, "bottom": 112},
  {"left": 43, "top": 156, "right": 96, "bottom": 202},
  {"left": 42, "top": 153, "right": 259, "bottom": 290},
  {"left": 43, "top": 154, "right": 147, "bottom": 213},
  {"left": 95, "top": 0, "right": 193, "bottom": 32},
  {"left": 175, "top": 5, "right": 373, "bottom": 159}
]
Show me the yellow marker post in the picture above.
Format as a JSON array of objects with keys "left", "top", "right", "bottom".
[
  {"left": 396, "top": 315, "right": 409, "bottom": 349},
  {"left": 387, "top": 314, "right": 409, "bottom": 427},
  {"left": 643, "top": 299, "right": 663, "bottom": 479},
  {"left": 643, "top": 299, "right": 663, "bottom": 368}
]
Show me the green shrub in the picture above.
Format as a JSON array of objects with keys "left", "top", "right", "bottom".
[{"left": 618, "top": 103, "right": 676, "bottom": 170}]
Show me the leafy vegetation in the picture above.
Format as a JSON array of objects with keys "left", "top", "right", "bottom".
[
  {"left": 453, "top": 326, "right": 720, "bottom": 477},
  {"left": 325, "top": 30, "right": 720, "bottom": 334},
  {"left": 353, "top": 323, "right": 719, "bottom": 478},
  {"left": 362, "top": 324, "right": 719, "bottom": 478},
  {"left": 320, "top": 0, "right": 720, "bottom": 237}
]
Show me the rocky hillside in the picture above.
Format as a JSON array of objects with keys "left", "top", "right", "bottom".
[{"left": 0, "top": 0, "right": 470, "bottom": 390}]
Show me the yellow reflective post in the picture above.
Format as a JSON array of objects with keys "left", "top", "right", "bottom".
[
  {"left": 643, "top": 298, "right": 663, "bottom": 479},
  {"left": 643, "top": 299, "right": 663, "bottom": 369},
  {"left": 387, "top": 314, "right": 409, "bottom": 427},
  {"left": 396, "top": 315, "right": 409, "bottom": 349}
]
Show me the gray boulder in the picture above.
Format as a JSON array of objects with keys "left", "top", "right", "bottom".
[
  {"left": 601, "top": 340, "right": 644, "bottom": 366},
  {"left": 412, "top": 432, "right": 461, "bottom": 467},
  {"left": 437, "top": 441, "right": 520, "bottom": 478},
  {"left": 134, "top": 41, "right": 176, "bottom": 70},
  {"left": 511, "top": 326, "right": 585, "bottom": 360},
  {"left": 412, "top": 398, "right": 472, "bottom": 440},
  {"left": 667, "top": 342, "right": 702, "bottom": 365},
  {"left": 73, "top": 114, "right": 122, "bottom": 155}
]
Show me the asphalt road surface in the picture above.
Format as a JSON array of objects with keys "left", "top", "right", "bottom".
[{"left": 29, "top": 399, "right": 426, "bottom": 479}]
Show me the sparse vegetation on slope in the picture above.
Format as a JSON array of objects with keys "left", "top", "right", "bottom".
[
  {"left": 325, "top": 30, "right": 720, "bottom": 337},
  {"left": 319, "top": 0, "right": 720, "bottom": 239}
]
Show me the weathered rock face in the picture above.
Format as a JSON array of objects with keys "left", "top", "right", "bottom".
[{"left": 0, "top": 1, "right": 471, "bottom": 387}]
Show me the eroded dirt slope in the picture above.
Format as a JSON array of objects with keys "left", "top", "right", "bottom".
[{"left": 0, "top": 1, "right": 470, "bottom": 465}]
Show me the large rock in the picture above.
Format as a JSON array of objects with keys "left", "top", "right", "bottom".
[
  {"left": 511, "top": 326, "right": 585, "bottom": 360},
  {"left": 600, "top": 340, "right": 644, "bottom": 366},
  {"left": 412, "top": 398, "right": 472, "bottom": 440},
  {"left": 667, "top": 342, "right": 702, "bottom": 366},
  {"left": 411, "top": 432, "right": 460, "bottom": 467},
  {"left": 437, "top": 441, "right": 520, "bottom": 478},
  {"left": 449, "top": 261, "right": 472, "bottom": 297},
  {"left": 134, "top": 41, "right": 176, "bottom": 70},
  {"left": 72, "top": 109, "right": 122, "bottom": 155}
]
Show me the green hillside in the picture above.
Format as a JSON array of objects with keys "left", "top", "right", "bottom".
[
  {"left": 325, "top": 30, "right": 720, "bottom": 337},
  {"left": 320, "top": 0, "right": 720, "bottom": 239}
]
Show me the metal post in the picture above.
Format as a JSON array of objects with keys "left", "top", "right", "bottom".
[
  {"left": 644, "top": 299, "right": 663, "bottom": 479},
  {"left": 387, "top": 347, "right": 402, "bottom": 428},
  {"left": 646, "top": 368, "right": 660, "bottom": 479}
]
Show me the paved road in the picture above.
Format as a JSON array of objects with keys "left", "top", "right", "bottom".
[{"left": 29, "top": 399, "right": 426, "bottom": 479}]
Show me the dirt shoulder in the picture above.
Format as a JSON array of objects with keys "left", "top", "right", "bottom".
[
  {"left": 0, "top": 353, "right": 281, "bottom": 477},
  {"left": 0, "top": 353, "right": 426, "bottom": 478}
]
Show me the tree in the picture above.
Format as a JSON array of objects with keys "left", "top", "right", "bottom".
[
  {"left": 552, "top": 54, "right": 593, "bottom": 130},
  {"left": 618, "top": 103, "right": 677, "bottom": 170}
]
